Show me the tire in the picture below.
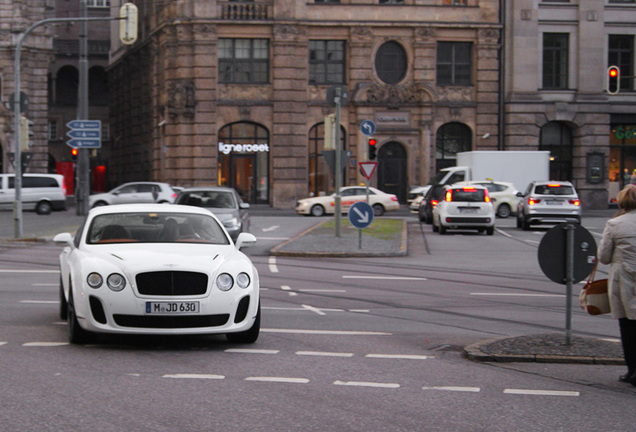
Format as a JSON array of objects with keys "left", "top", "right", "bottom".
[
  {"left": 36, "top": 201, "right": 52, "bottom": 215},
  {"left": 439, "top": 219, "right": 447, "bottom": 235},
  {"left": 372, "top": 204, "right": 385, "bottom": 217},
  {"left": 516, "top": 214, "right": 522, "bottom": 228},
  {"left": 432, "top": 222, "right": 439, "bottom": 232},
  {"left": 227, "top": 303, "right": 260, "bottom": 344},
  {"left": 310, "top": 204, "right": 325, "bottom": 217},
  {"left": 59, "top": 277, "right": 68, "bottom": 320},
  {"left": 521, "top": 217, "right": 530, "bottom": 231},
  {"left": 67, "top": 284, "right": 91, "bottom": 344},
  {"left": 486, "top": 226, "right": 494, "bottom": 236},
  {"left": 496, "top": 203, "right": 511, "bottom": 218}
]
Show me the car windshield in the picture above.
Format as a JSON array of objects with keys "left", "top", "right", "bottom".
[
  {"left": 177, "top": 191, "right": 236, "bottom": 209},
  {"left": 449, "top": 188, "right": 486, "bottom": 202},
  {"left": 86, "top": 212, "right": 230, "bottom": 245},
  {"left": 534, "top": 185, "right": 575, "bottom": 195}
]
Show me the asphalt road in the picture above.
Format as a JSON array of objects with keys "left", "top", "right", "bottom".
[{"left": 1, "top": 206, "right": 635, "bottom": 431}]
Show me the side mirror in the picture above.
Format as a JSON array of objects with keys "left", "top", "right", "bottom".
[
  {"left": 53, "top": 232, "right": 74, "bottom": 247},
  {"left": 516, "top": 192, "right": 523, "bottom": 198},
  {"left": 239, "top": 203, "right": 250, "bottom": 210},
  {"left": 235, "top": 232, "right": 256, "bottom": 250}
]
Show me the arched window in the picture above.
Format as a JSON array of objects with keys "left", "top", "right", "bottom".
[
  {"left": 375, "top": 41, "right": 407, "bottom": 85},
  {"left": 435, "top": 122, "right": 472, "bottom": 171},
  {"left": 308, "top": 122, "right": 346, "bottom": 197},
  {"left": 55, "top": 65, "right": 79, "bottom": 106},
  {"left": 539, "top": 121, "right": 573, "bottom": 181}
]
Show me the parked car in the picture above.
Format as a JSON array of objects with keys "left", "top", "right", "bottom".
[
  {"left": 432, "top": 185, "right": 495, "bottom": 235},
  {"left": 455, "top": 180, "right": 519, "bottom": 218},
  {"left": 89, "top": 182, "right": 177, "bottom": 208},
  {"left": 295, "top": 186, "right": 399, "bottom": 217},
  {"left": 418, "top": 184, "right": 447, "bottom": 224},
  {"left": 0, "top": 173, "right": 66, "bottom": 215},
  {"left": 175, "top": 187, "right": 250, "bottom": 242},
  {"left": 516, "top": 181, "right": 581, "bottom": 230},
  {"left": 53, "top": 204, "right": 260, "bottom": 344},
  {"left": 408, "top": 185, "right": 430, "bottom": 204}
]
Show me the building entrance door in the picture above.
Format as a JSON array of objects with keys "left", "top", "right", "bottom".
[
  {"left": 230, "top": 155, "right": 255, "bottom": 203},
  {"left": 377, "top": 141, "right": 407, "bottom": 203}
]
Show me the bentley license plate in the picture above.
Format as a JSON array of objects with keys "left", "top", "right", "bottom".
[{"left": 146, "top": 301, "right": 200, "bottom": 314}]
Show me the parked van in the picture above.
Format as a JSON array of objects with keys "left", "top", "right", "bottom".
[{"left": 0, "top": 173, "right": 67, "bottom": 215}]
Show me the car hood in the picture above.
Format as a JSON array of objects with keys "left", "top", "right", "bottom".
[{"left": 204, "top": 208, "right": 238, "bottom": 221}]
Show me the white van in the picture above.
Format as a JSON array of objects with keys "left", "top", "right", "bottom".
[{"left": 0, "top": 173, "right": 67, "bottom": 215}]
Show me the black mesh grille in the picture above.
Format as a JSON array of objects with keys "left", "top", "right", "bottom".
[
  {"left": 113, "top": 314, "right": 229, "bottom": 329},
  {"left": 136, "top": 271, "right": 208, "bottom": 296}
]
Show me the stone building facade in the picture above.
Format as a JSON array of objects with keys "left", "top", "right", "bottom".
[{"left": 108, "top": 0, "right": 502, "bottom": 207}]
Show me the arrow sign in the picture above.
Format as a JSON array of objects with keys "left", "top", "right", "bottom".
[
  {"left": 67, "top": 120, "right": 101, "bottom": 130},
  {"left": 67, "top": 129, "right": 101, "bottom": 139},
  {"left": 67, "top": 138, "right": 101, "bottom": 148},
  {"left": 348, "top": 201, "right": 373, "bottom": 229},
  {"left": 358, "top": 162, "right": 378, "bottom": 180},
  {"left": 360, "top": 120, "right": 376, "bottom": 136}
]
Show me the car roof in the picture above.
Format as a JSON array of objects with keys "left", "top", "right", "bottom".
[
  {"left": 533, "top": 180, "right": 574, "bottom": 186},
  {"left": 446, "top": 184, "right": 488, "bottom": 190},
  {"left": 87, "top": 203, "right": 213, "bottom": 217},
  {"left": 178, "top": 187, "right": 236, "bottom": 193}
]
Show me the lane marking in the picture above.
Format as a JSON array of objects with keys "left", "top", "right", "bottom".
[
  {"left": 342, "top": 275, "right": 427, "bottom": 281},
  {"left": 225, "top": 348, "right": 279, "bottom": 355},
  {"left": 280, "top": 285, "right": 297, "bottom": 297},
  {"left": 302, "top": 304, "right": 326, "bottom": 316},
  {"left": 263, "top": 328, "right": 391, "bottom": 336},
  {"left": 422, "top": 386, "right": 481, "bottom": 392},
  {"left": 20, "top": 300, "right": 59, "bottom": 304},
  {"left": 296, "top": 351, "right": 354, "bottom": 358},
  {"left": 299, "top": 289, "right": 346, "bottom": 293},
  {"left": 163, "top": 374, "right": 225, "bottom": 380},
  {"left": 262, "top": 225, "right": 280, "bottom": 233},
  {"left": 0, "top": 269, "right": 59, "bottom": 274},
  {"left": 258, "top": 237, "right": 289, "bottom": 241},
  {"left": 32, "top": 283, "right": 58, "bottom": 287},
  {"left": 366, "top": 354, "right": 432, "bottom": 360},
  {"left": 23, "top": 342, "right": 69, "bottom": 347},
  {"left": 334, "top": 380, "right": 400, "bottom": 389},
  {"left": 245, "top": 377, "right": 309, "bottom": 384},
  {"left": 503, "top": 389, "right": 579, "bottom": 397},
  {"left": 0, "top": 342, "right": 6, "bottom": 346},
  {"left": 268, "top": 256, "right": 279, "bottom": 273},
  {"left": 470, "top": 293, "right": 564, "bottom": 298}
]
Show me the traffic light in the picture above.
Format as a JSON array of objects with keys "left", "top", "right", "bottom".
[
  {"left": 368, "top": 137, "right": 377, "bottom": 160},
  {"left": 71, "top": 148, "right": 78, "bottom": 161},
  {"left": 607, "top": 65, "right": 620, "bottom": 95}
]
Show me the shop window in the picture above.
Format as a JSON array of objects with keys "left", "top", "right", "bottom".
[
  {"left": 309, "top": 40, "right": 345, "bottom": 85},
  {"left": 218, "top": 39, "right": 269, "bottom": 84},
  {"left": 609, "top": 123, "right": 636, "bottom": 204},
  {"left": 437, "top": 42, "right": 472, "bottom": 86},
  {"left": 375, "top": 41, "right": 407, "bottom": 85},
  {"left": 55, "top": 65, "right": 79, "bottom": 106},
  {"left": 542, "top": 33, "right": 569, "bottom": 90},
  {"left": 609, "top": 35, "right": 634, "bottom": 92},
  {"left": 87, "top": 0, "right": 110, "bottom": 7},
  {"left": 308, "top": 122, "right": 346, "bottom": 197},
  {"left": 435, "top": 122, "right": 472, "bottom": 171},
  {"left": 539, "top": 121, "right": 573, "bottom": 181}
]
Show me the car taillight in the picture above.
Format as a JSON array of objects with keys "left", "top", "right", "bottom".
[
  {"left": 61, "top": 178, "right": 67, "bottom": 195},
  {"left": 391, "top": 196, "right": 398, "bottom": 202},
  {"left": 569, "top": 199, "right": 580, "bottom": 206},
  {"left": 171, "top": 193, "right": 177, "bottom": 198},
  {"left": 528, "top": 197, "right": 540, "bottom": 205},
  {"left": 431, "top": 199, "right": 439, "bottom": 207},
  {"left": 484, "top": 189, "right": 491, "bottom": 203},
  {"left": 445, "top": 190, "right": 452, "bottom": 202}
]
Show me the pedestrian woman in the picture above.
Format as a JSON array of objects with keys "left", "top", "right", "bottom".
[{"left": 599, "top": 184, "right": 636, "bottom": 385}]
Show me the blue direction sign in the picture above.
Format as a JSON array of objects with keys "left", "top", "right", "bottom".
[
  {"left": 360, "top": 120, "right": 376, "bottom": 136},
  {"left": 348, "top": 201, "right": 374, "bottom": 229},
  {"left": 66, "top": 119, "right": 101, "bottom": 149}
]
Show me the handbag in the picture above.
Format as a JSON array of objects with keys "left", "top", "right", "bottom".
[{"left": 579, "top": 262, "right": 610, "bottom": 316}]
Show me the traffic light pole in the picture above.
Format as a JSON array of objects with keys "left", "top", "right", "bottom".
[{"left": 334, "top": 87, "right": 342, "bottom": 238}]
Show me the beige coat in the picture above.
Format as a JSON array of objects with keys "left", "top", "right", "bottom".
[{"left": 599, "top": 210, "right": 636, "bottom": 319}]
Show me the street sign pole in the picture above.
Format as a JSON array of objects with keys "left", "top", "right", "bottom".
[{"left": 334, "top": 87, "right": 342, "bottom": 238}]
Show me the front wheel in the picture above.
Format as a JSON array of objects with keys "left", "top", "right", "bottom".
[
  {"left": 59, "top": 278, "right": 68, "bottom": 320},
  {"left": 486, "top": 226, "right": 494, "bottom": 236},
  {"left": 68, "top": 285, "right": 91, "bottom": 344},
  {"left": 310, "top": 204, "right": 325, "bottom": 217},
  {"left": 227, "top": 303, "right": 260, "bottom": 344}
]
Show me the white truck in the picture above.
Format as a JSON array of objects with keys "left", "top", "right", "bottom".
[{"left": 431, "top": 150, "right": 551, "bottom": 193}]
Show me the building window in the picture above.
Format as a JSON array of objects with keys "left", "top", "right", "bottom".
[
  {"left": 540, "top": 121, "right": 573, "bottom": 181},
  {"left": 48, "top": 120, "right": 58, "bottom": 141},
  {"left": 87, "top": 0, "right": 111, "bottom": 7},
  {"left": 437, "top": 42, "right": 472, "bottom": 86},
  {"left": 309, "top": 41, "right": 345, "bottom": 84},
  {"left": 314, "top": 0, "right": 340, "bottom": 3},
  {"left": 375, "top": 41, "right": 407, "bottom": 85},
  {"left": 443, "top": 0, "right": 467, "bottom": 4},
  {"left": 609, "top": 35, "right": 634, "bottom": 92},
  {"left": 542, "top": 33, "right": 569, "bottom": 90},
  {"left": 435, "top": 122, "right": 472, "bottom": 171},
  {"left": 218, "top": 39, "right": 269, "bottom": 84},
  {"left": 379, "top": 0, "right": 405, "bottom": 4},
  {"left": 608, "top": 1, "right": 635, "bottom": 4},
  {"left": 308, "top": 123, "right": 346, "bottom": 197}
]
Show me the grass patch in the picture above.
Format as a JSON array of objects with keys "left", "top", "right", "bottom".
[{"left": 318, "top": 218, "right": 403, "bottom": 239}]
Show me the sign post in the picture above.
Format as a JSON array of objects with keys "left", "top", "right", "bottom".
[
  {"left": 348, "top": 201, "right": 374, "bottom": 249},
  {"left": 327, "top": 85, "right": 349, "bottom": 238}
]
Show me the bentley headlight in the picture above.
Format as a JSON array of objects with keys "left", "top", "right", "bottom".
[
  {"left": 216, "top": 273, "right": 234, "bottom": 291},
  {"left": 236, "top": 272, "right": 250, "bottom": 289},
  {"left": 87, "top": 272, "right": 103, "bottom": 289},
  {"left": 107, "top": 273, "right": 126, "bottom": 292}
]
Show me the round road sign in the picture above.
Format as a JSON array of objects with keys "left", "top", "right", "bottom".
[
  {"left": 348, "top": 201, "right": 374, "bottom": 229},
  {"left": 538, "top": 223, "right": 597, "bottom": 285}
]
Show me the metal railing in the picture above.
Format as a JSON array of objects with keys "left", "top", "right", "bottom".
[{"left": 218, "top": 1, "right": 272, "bottom": 20}]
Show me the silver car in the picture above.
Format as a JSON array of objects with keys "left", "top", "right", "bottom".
[
  {"left": 89, "top": 182, "right": 177, "bottom": 208},
  {"left": 516, "top": 181, "right": 581, "bottom": 230},
  {"left": 175, "top": 187, "right": 250, "bottom": 242}
]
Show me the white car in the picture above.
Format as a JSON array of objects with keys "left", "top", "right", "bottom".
[
  {"left": 53, "top": 204, "right": 260, "bottom": 344},
  {"left": 455, "top": 180, "right": 518, "bottom": 218},
  {"left": 432, "top": 185, "right": 495, "bottom": 235},
  {"left": 89, "top": 182, "right": 177, "bottom": 208},
  {"left": 295, "top": 186, "right": 400, "bottom": 217}
]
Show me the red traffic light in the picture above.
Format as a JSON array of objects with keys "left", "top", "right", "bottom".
[
  {"left": 609, "top": 68, "right": 619, "bottom": 78},
  {"left": 71, "top": 148, "right": 78, "bottom": 156},
  {"left": 368, "top": 138, "right": 377, "bottom": 146},
  {"left": 607, "top": 66, "right": 620, "bottom": 95}
]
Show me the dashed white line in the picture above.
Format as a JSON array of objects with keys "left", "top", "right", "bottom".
[
  {"left": 342, "top": 275, "right": 427, "bottom": 281},
  {"left": 262, "top": 328, "right": 391, "bottom": 336},
  {"left": 299, "top": 289, "right": 346, "bottom": 293},
  {"left": 163, "top": 374, "right": 225, "bottom": 380},
  {"left": 0, "top": 342, "right": 6, "bottom": 346},
  {"left": 366, "top": 354, "right": 432, "bottom": 360},
  {"left": 470, "top": 293, "right": 564, "bottom": 298},
  {"left": 503, "top": 389, "right": 579, "bottom": 397},
  {"left": 225, "top": 348, "right": 280, "bottom": 355},
  {"left": 334, "top": 380, "right": 400, "bottom": 389},
  {"left": 261, "top": 225, "right": 280, "bottom": 233},
  {"left": 20, "top": 300, "right": 59, "bottom": 304},
  {"left": 302, "top": 304, "right": 326, "bottom": 316},
  {"left": 245, "top": 376, "right": 309, "bottom": 384},
  {"left": 0, "top": 269, "right": 59, "bottom": 274},
  {"left": 268, "top": 256, "right": 279, "bottom": 273},
  {"left": 296, "top": 351, "right": 354, "bottom": 358},
  {"left": 22, "top": 342, "right": 68, "bottom": 347},
  {"left": 422, "top": 386, "right": 481, "bottom": 393}
]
